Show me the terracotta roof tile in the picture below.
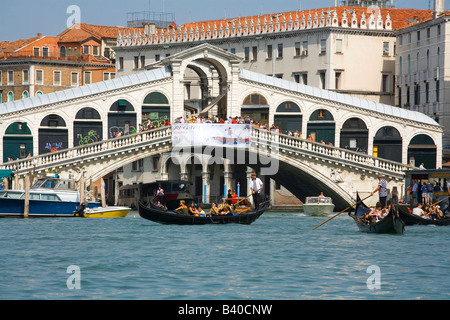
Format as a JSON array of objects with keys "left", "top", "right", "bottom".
[
  {"left": 0, "top": 36, "right": 41, "bottom": 59},
  {"left": 175, "top": 6, "right": 434, "bottom": 33}
]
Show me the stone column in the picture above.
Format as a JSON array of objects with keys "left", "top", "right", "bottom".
[
  {"left": 202, "top": 171, "right": 210, "bottom": 204},
  {"left": 171, "top": 59, "right": 185, "bottom": 122}
]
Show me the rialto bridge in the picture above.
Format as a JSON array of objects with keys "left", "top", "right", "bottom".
[{"left": 0, "top": 44, "right": 443, "bottom": 210}]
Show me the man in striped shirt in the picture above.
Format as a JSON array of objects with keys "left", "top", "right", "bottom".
[{"left": 371, "top": 175, "right": 388, "bottom": 208}]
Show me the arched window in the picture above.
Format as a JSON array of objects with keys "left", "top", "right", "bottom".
[
  {"left": 22, "top": 91, "right": 29, "bottom": 99},
  {"left": 74, "top": 107, "right": 102, "bottom": 146},
  {"left": 39, "top": 114, "right": 68, "bottom": 154},
  {"left": 373, "top": 126, "right": 402, "bottom": 162},
  {"left": 60, "top": 46, "right": 66, "bottom": 58},
  {"left": 307, "top": 109, "right": 335, "bottom": 144},
  {"left": 3, "top": 122, "right": 33, "bottom": 161},
  {"left": 274, "top": 102, "right": 302, "bottom": 134},
  {"left": 340, "top": 118, "right": 368, "bottom": 153},
  {"left": 241, "top": 93, "right": 269, "bottom": 123},
  {"left": 408, "top": 134, "right": 436, "bottom": 169},
  {"left": 7, "top": 91, "right": 14, "bottom": 102},
  {"left": 142, "top": 92, "right": 170, "bottom": 127},
  {"left": 108, "top": 100, "right": 136, "bottom": 138}
]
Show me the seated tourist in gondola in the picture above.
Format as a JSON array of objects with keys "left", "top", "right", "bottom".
[
  {"left": 198, "top": 206, "right": 206, "bottom": 217},
  {"left": 429, "top": 205, "right": 438, "bottom": 220},
  {"left": 380, "top": 204, "right": 391, "bottom": 218},
  {"left": 189, "top": 202, "right": 200, "bottom": 216},
  {"left": 218, "top": 200, "right": 231, "bottom": 215},
  {"left": 436, "top": 205, "right": 445, "bottom": 220},
  {"left": 209, "top": 203, "right": 220, "bottom": 216},
  {"left": 155, "top": 201, "right": 168, "bottom": 211},
  {"left": 412, "top": 203, "right": 425, "bottom": 218},
  {"left": 175, "top": 200, "right": 189, "bottom": 215},
  {"left": 365, "top": 202, "right": 383, "bottom": 223}
]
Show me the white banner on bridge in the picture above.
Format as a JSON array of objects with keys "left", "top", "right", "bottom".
[{"left": 171, "top": 124, "right": 252, "bottom": 147}]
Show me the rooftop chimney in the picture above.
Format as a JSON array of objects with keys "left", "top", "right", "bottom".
[
  {"left": 434, "top": 0, "right": 445, "bottom": 18},
  {"left": 143, "top": 23, "right": 156, "bottom": 35}
]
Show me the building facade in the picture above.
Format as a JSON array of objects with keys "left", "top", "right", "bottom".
[
  {"left": 114, "top": 6, "right": 433, "bottom": 110},
  {"left": 395, "top": 4, "right": 450, "bottom": 156},
  {"left": 0, "top": 23, "right": 144, "bottom": 104}
]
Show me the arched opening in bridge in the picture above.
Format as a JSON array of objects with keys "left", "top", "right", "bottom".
[
  {"left": 241, "top": 93, "right": 269, "bottom": 124},
  {"left": 340, "top": 117, "right": 368, "bottom": 153},
  {"left": 184, "top": 59, "right": 228, "bottom": 119},
  {"left": 307, "top": 109, "right": 335, "bottom": 144},
  {"left": 183, "top": 65, "right": 209, "bottom": 115},
  {"left": 108, "top": 99, "right": 136, "bottom": 138},
  {"left": 38, "top": 115, "right": 68, "bottom": 154},
  {"left": 186, "top": 154, "right": 203, "bottom": 201},
  {"left": 3, "top": 122, "right": 33, "bottom": 162},
  {"left": 408, "top": 134, "right": 437, "bottom": 169},
  {"left": 142, "top": 92, "right": 170, "bottom": 127},
  {"left": 373, "top": 126, "right": 402, "bottom": 162},
  {"left": 166, "top": 157, "right": 182, "bottom": 181},
  {"left": 74, "top": 107, "right": 102, "bottom": 146},
  {"left": 274, "top": 101, "right": 302, "bottom": 135}
]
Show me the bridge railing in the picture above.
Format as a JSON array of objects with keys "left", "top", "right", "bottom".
[
  {"left": 251, "top": 127, "right": 410, "bottom": 177},
  {"left": 2, "top": 124, "right": 409, "bottom": 178},
  {"left": 1, "top": 126, "right": 172, "bottom": 174}
]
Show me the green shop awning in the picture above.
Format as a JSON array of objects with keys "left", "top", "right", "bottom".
[{"left": 0, "top": 170, "right": 13, "bottom": 178}]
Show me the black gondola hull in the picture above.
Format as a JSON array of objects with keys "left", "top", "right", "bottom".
[
  {"left": 138, "top": 201, "right": 268, "bottom": 225},
  {"left": 398, "top": 205, "right": 450, "bottom": 226},
  {"left": 350, "top": 194, "right": 405, "bottom": 234}
]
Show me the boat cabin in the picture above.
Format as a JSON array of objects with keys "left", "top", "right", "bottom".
[
  {"left": 0, "top": 190, "right": 63, "bottom": 201},
  {"left": 31, "top": 177, "right": 77, "bottom": 191},
  {"left": 305, "top": 196, "right": 333, "bottom": 204}
]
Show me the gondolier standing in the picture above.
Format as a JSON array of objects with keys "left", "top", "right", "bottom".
[
  {"left": 250, "top": 172, "right": 263, "bottom": 210},
  {"left": 371, "top": 175, "right": 388, "bottom": 208}
]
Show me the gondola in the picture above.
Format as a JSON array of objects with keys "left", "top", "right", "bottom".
[
  {"left": 138, "top": 199, "right": 270, "bottom": 225},
  {"left": 398, "top": 204, "right": 450, "bottom": 226},
  {"left": 348, "top": 194, "right": 405, "bottom": 234}
]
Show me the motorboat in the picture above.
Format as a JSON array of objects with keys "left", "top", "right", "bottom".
[
  {"left": 0, "top": 174, "right": 100, "bottom": 217},
  {"left": 302, "top": 196, "right": 335, "bottom": 216},
  {"left": 79, "top": 206, "right": 131, "bottom": 218}
]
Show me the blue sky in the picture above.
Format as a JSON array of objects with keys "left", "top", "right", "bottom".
[{"left": 0, "top": 0, "right": 445, "bottom": 41}]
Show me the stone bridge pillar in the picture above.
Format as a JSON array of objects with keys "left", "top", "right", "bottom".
[{"left": 202, "top": 171, "right": 210, "bottom": 204}]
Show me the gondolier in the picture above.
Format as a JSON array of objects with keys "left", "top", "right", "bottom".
[
  {"left": 250, "top": 172, "right": 263, "bottom": 210},
  {"left": 371, "top": 175, "right": 388, "bottom": 208}
]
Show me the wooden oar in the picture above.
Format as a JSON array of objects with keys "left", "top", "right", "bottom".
[
  {"left": 311, "top": 194, "right": 374, "bottom": 231},
  {"left": 235, "top": 187, "right": 262, "bottom": 206},
  {"left": 430, "top": 195, "right": 450, "bottom": 207}
]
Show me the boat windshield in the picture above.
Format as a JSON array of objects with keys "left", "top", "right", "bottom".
[
  {"left": 0, "top": 191, "right": 24, "bottom": 199},
  {"left": 56, "top": 180, "right": 76, "bottom": 190},
  {"left": 31, "top": 178, "right": 75, "bottom": 191},
  {"left": 307, "top": 197, "right": 331, "bottom": 204}
]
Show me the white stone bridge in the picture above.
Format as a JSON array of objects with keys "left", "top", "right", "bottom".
[
  {"left": 0, "top": 43, "right": 442, "bottom": 209},
  {"left": 1, "top": 125, "right": 411, "bottom": 210}
]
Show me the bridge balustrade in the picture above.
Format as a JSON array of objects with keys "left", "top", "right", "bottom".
[
  {"left": 251, "top": 127, "right": 408, "bottom": 177},
  {"left": 1, "top": 125, "right": 408, "bottom": 179}
]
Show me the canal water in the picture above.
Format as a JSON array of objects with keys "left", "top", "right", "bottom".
[{"left": 1, "top": 211, "right": 449, "bottom": 300}]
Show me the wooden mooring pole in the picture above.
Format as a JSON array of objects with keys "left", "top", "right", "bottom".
[{"left": 24, "top": 173, "right": 30, "bottom": 218}]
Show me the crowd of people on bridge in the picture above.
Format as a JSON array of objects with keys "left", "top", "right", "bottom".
[{"left": 109, "top": 113, "right": 334, "bottom": 145}]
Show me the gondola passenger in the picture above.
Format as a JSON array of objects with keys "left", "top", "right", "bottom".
[
  {"left": 209, "top": 203, "right": 219, "bottom": 216},
  {"left": 175, "top": 200, "right": 189, "bottom": 215}
]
